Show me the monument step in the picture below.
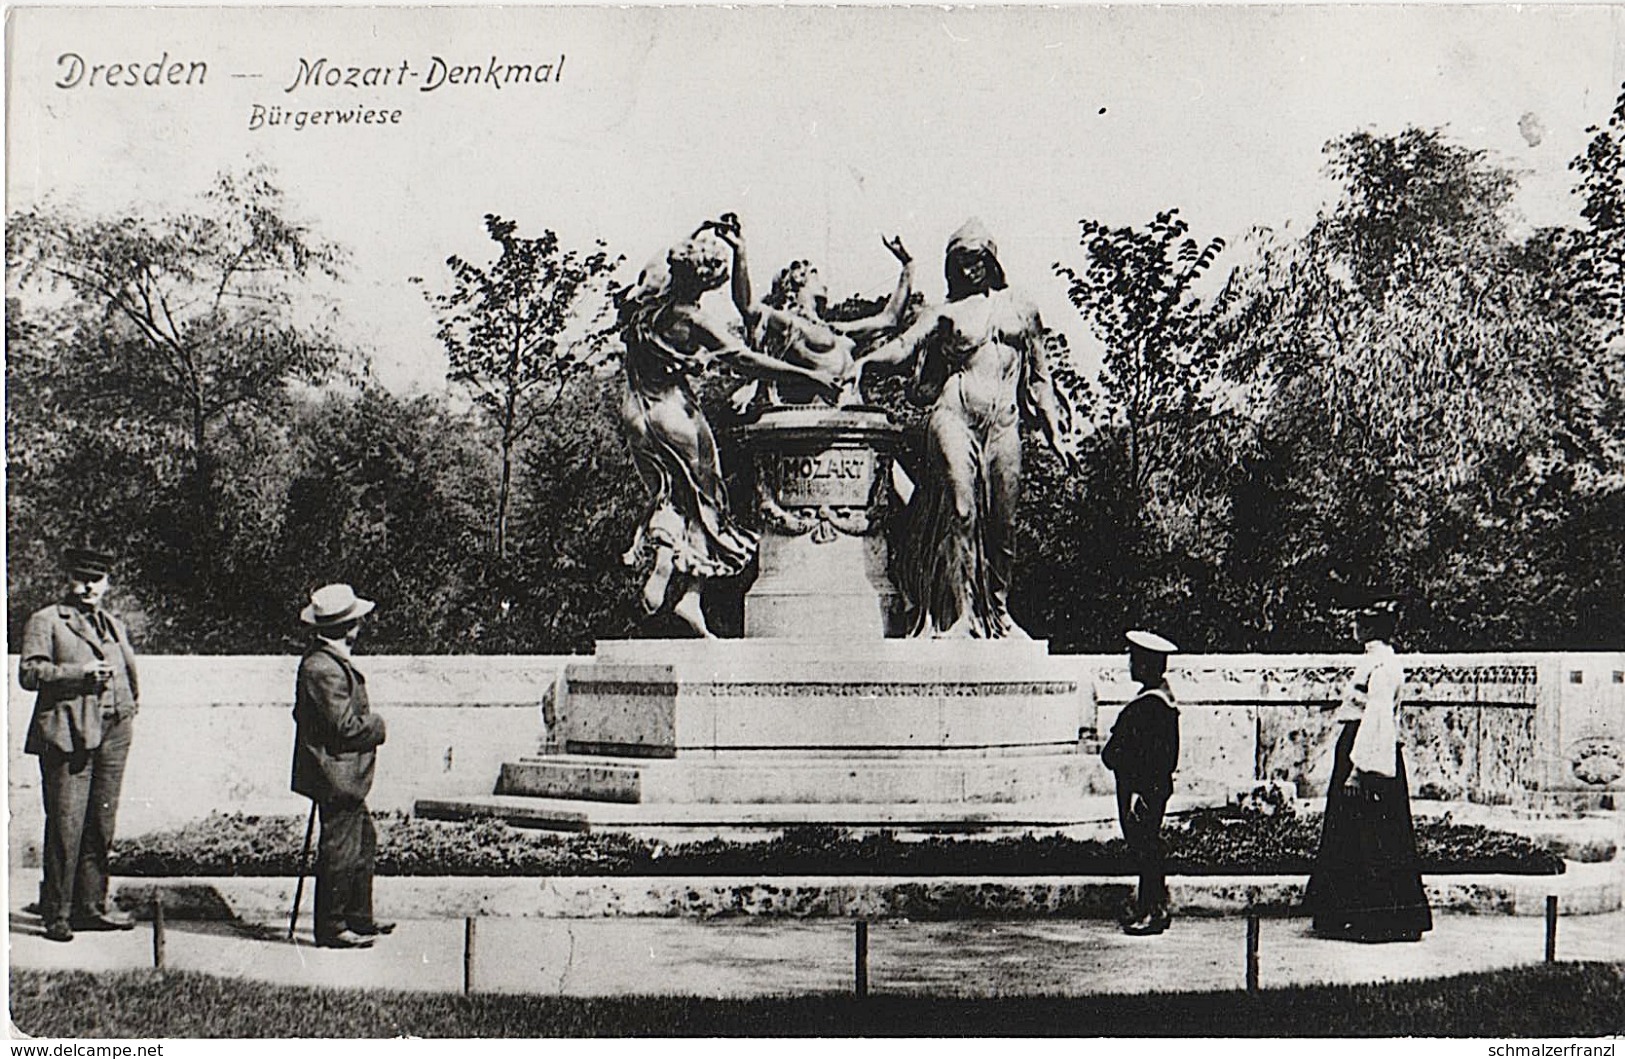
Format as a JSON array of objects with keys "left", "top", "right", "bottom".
[
  {"left": 498, "top": 758, "right": 644, "bottom": 804},
  {"left": 557, "top": 665, "right": 1089, "bottom": 754},
  {"left": 495, "top": 751, "right": 1114, "bottom": 805}
]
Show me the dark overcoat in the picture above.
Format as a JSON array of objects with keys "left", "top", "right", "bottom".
[
  {"left": 291, "top": 644, "right": 386, "bottom": 804},
  {"left": 19, "top": 602, "right": 141, "bottom": 756}
]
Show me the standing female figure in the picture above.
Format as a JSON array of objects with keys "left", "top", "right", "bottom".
[
  {"left": 856, "top": 219, "right": 1077, "bottom": 638},
  {"left": 1305, "top": 592, "right": 1433, "bottom": 942},
  {"left": 619, "top": 228, "right": 839, "bottom": 637},
  {"left": 717, "top": 215, "right": 913, "bottom": 410}
]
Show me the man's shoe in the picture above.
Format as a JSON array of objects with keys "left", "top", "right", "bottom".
[
  {"left": 71, "top": 910, "right": 136, "bottom": 932},
  {"left": 1123, "top": 909, "right": 1170, "bottom": 936},
  {"left": 43, "top": 921, "right": 74, "bottom": 943},
  {"left": 348, "top": 921, "right": 396, "bottom": 937},
  {"left": 1115, "top": 898, "right": 1140, "bottom": 927},
  {"left": 315, "top": 929, "right": 376, "bottom": 949}
]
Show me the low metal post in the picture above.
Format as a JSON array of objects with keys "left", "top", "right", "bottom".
[
  {"left": 1545, "top": 895, "right": 1558, "bottom": 963},
  {"left": 464, "top": 917, "right": 477, "bottom": 995},
  {"left": 854, "top": 920, "right": 869, "bottom": 998},
  {"left": 151, "top": 894, "right": 166, "bottom": 970},
  {"left": 1245, "top": 914, "right": 1260, "bottom": 992}
]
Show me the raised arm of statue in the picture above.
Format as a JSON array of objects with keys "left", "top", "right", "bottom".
[
  {"left": 856, "top": 302, "right": 938, "bottom": 379},
  {"left": 831, "top": 235, "right": 915, "bottom": 339},
  {"left": 716, "top": 215, "right": 763, "bottom": 329}
]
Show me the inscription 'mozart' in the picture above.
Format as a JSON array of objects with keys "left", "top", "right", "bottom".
[{"left": 777, "top": 449, "right": 873, "bottom": 506}]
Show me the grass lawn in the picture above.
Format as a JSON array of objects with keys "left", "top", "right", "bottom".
[{"left": 11, "top": 963, "right": 1625, "bottom": 1038}]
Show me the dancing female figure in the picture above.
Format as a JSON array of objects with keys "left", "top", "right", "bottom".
[
  {"left": 1305, "top": 591, "right": 1433, "bottom": 942},
  {"left": 856, "top": 219, "right": 1077, "bottom": 638},
  {"left": 619, "top": 229, "right": 840, "bottom": 637},
  {"left": 716, "top": 215, "right": 914, "bottom": 410}
]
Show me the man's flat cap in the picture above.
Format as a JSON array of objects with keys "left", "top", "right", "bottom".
[{"left": 64, "top": 547, "right": 115, "bottom": 579}]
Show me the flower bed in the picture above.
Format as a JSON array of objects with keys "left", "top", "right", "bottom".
[{"left": 109, "top": 794, "right": 1565, "bottom": 878}]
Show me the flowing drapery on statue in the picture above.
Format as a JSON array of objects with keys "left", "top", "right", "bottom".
[
  {"left": 857, "top": 219, "right": 1078, "bottom": 638},
  {"left": 620, "top": 297, "right": 758, "bottom": 582},
  {"left": 617, "top": 226, "right": 840, "bottom": 638}
]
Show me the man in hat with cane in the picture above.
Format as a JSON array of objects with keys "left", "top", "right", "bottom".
[
  {"left": 19, "top": 546, "right": 141, "bottom": 942},
  {"left": 291, "top": 584, "right": 391, "bottom": 949},
  {"left": 1101, "top": 629, "right": 1182, "bottom": 936}
]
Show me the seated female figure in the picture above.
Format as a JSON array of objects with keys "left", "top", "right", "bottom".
[{"left": 716, "top": 215, "right": 913, "bottom": 411}]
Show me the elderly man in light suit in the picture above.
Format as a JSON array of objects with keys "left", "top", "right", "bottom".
[
  {"left": 291, "top": 583, "right": 391, "bottom": 949},
  {"left": 19, "top": 546, "right": 141, "bottom": 942}
]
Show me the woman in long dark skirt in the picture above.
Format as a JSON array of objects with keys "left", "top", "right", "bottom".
[{"left": 1305, "top": 594, "right": 1433, "bottom": 942}]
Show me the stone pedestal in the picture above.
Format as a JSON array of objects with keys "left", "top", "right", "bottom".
[
  {"left": 738, "top": 407, "right": 901, "bottom": 640},
  {"left": 497, "top": 638, "right": 1099, "bottom": 811}
]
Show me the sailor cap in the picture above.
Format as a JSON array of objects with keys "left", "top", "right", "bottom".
[{"left": 1126, "top": 629, "right": 1179, "bottom": 654}]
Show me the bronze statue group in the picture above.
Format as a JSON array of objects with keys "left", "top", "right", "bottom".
[
  {"left": 616, "top": 214, "right": 1079, "bottom": 640},
  {"left": 16, "top": 213, "right": 1430, "bottom": 952}
]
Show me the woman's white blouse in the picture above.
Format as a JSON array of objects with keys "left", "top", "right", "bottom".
[{"left": 1349, "top": 640, "right": 1404, "bottom": 776}]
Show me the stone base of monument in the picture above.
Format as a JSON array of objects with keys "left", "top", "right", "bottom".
[{"left": 415, "top": 638, "right": 1131, "bottom": 832}]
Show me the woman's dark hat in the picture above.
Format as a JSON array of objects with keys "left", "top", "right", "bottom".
[
  {"left": 64, "top": 547, "right": 114, "bottom": 580},
  {"left": 1334, "top": 584, "right": 1405, "bottom": 616},
  {"left": 1328, "top": 575, "right": 1406, "bottom": 614}
]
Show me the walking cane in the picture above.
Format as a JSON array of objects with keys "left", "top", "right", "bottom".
[{"left": 288, "top": 801, "right": 318, "bottom": 941}]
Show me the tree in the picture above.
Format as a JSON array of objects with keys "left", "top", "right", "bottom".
[
  {"left": 503, "top": 373, "right": 646, "bottom": 651},
  {"left": 273, "top": 387, "right": 500, "bottom": 653},
  {"left": 1055, "top": 209, "right": 1233, "bottom": 507},
  {"left": 418, "top": 215, "right": 622, "bottom": 564},
  {"left": 1216, "top": 126, "right": 1615, "bottom": 648},
  {"left": 8, "top": 166, "right": 350, "bottom": 502},
  {"left": 1566, "top": 82, "right": 1625, "bottom": 345},
  {"left": 1038, "top": 210, "right": 1246, "bottom": 647},
  {"left": 6, "top": 165, "right": 355, "bottom": 641},
  {"left": 1535, "top": 82, "right": 1625, "bottom": 646},
  {"left": 1317, "top": 128, "right": 1518, "bottom": 302}
]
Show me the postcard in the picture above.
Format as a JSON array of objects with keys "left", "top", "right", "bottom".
[{"left": 7, "top": 3, "right": 1624, "bottom": 1047}]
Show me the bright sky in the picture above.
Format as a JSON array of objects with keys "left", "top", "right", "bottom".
[{"left": 8, "top": 5, "right": 1623, "bottom": 392}]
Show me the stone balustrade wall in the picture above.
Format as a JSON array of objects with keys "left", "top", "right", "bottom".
[{"left": 8, "top": 651, "right": 1621, "bottom": 859}]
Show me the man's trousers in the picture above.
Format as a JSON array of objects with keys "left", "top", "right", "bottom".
[
  {"left": 314, "top": 799, "right": 377, "bottom": 940},
  {"left": 1116, "top": 783, "right": 1171, "bottom": 913},
  {"left": 38, "top": 714, "right": 133, "bottom": 925}
]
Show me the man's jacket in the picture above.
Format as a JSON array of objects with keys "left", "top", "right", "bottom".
[
  {"left": 19, "top": 602, "right": 140, "bottom": 756},
  {"left": 291, "top": 644, "right": 386, "bottom": 804},
  {"left": 1101, "top": 685, "right": 1180, "bottom": 795}
]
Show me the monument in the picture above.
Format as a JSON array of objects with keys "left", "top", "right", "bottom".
[{"left": 416, "top": 218, "right": 1109, "bottom": 830}]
